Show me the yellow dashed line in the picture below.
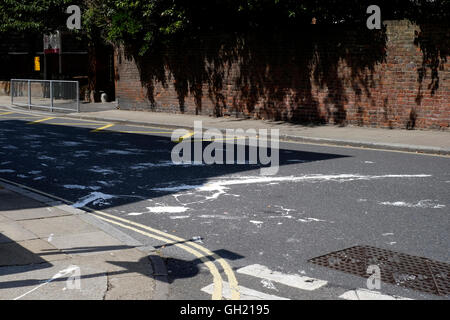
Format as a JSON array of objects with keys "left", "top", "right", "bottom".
[
  {"left": 0, "top": 111, "right": 14, "bottom": 115},
  {"left": 173, "top": 131, "right": 194, "bottom": 143},
  {"left": 51, "top": 122, "right": 105, "bottom": 126},
  {"left": 27, "top": 117, "right": 56, "bottom": 124},
  {"left": 91, "top": 123, "right": 114, "bottom": 132},
  {"left": 119, "top": 131, "right": 173, "bottom": 134}
]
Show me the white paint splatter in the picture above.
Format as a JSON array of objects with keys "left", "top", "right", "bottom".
[
  {"left": 88, "top": 166, "right": 115, "bottom": 175},
  {"left": 128, "top": 206, "right": 189, "bottom": 216},
  {"left": 169, "top": 215, "right": 190, "bottom": 220},
  {"left": 250, "top": 220, "right": 264, "bottom": 227},
  {"left": 38, "top": 155, "right": 56, "bottom": 161},
  {"left": 152, "top": 174, "right": 432, "bottom": 205},
  {"left": 380, "top": 200, "right": 445, "bottom": 209},
  {"left": 130, "top": 161, "right": 204, "bottom": 170},
  {"left": 297, "top": 217, "right": 328, "bottom": 223},
  {"left": 72, "top": 192, "right": 116, "bottom": 208},
  {"left": 101, "top": 149, "right": 136, "bottom": 155},
  {"left": 2, "top": 145, "right": 18, "bottom": 150},
  {"left": 63, "top": 185, "right": 101, "bottom": 191},
  {"left": 261, "top": 279, "right": 279, "bottom": 291}
]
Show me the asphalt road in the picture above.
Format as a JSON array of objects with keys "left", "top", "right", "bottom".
[{"left": 0, "top": 109, "right": 449, "bottom": 300}]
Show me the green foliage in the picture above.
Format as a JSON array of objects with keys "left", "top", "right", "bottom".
[
  {"left": 0, "top": 0, "right": 448, "bottom": 55},
  {"left": 0, "top": 0, "right": 72, "bottom": 33}
]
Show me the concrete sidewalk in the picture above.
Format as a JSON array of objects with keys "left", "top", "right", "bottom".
[
  {"left": 0, "top": 182, "right": 168, "bottom": 300},
  {"left": 1, "top": 95, "right": 449, "bottom": 155}
]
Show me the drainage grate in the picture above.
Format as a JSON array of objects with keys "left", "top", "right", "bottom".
[{"left": 308, "top": 245, "right": 450, "bottom": 296}]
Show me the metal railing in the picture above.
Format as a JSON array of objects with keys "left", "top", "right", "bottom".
[{"left": 10, "top": 79, "right": 80, "bottom": 112}]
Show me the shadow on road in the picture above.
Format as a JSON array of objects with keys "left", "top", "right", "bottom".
[{"left": 0, "top": 119, "right": 350, "bottom": 212}]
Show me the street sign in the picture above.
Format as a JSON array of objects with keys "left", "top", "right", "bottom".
[{"left": 43, "top": 31, "right": 61, "bottom": 54}]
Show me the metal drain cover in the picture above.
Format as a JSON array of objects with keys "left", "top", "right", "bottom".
[{"left": 308, "top": 245, "right": 450, "bottom": 296}]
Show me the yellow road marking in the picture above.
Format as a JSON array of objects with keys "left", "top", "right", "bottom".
[
  {"left": 91, "top": 213, "right": 223, "bottom": 300},
  {"left": 119, "top": 131, "right": 173, "bottom": 134},
  {"left": 51, "top": 122, "right": 105, "bottom": 126},
  {"left": 91, "top": 124, "right": 114, "bottom": 132},
  {"left": 0, "top": 111, "right": 14, "bottom": 115},
  {"left": 28, "top": 117, "right": 56, "bottom": 124},
  {"left": 0, "top": 177, "right": 239, "bottom": 300},
  {"left": 173, "top": 132, "right": 194, "bottom": 143}
]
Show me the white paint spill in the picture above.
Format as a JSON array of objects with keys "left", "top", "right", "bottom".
[
  {"left": 88, "top": 167, "right": 115, "bottom": 175},
  {"left": 130, "top": 161, "right": 204, "bottom": 170},
  {"left": 72, "top": 192, "right": 116, "bottom": 208},
  {"left": 13, "top": 265, "right": 80, "bottom": 300},
  {"left": 169, "top": 215, "right": 190, "bottom": 220},
  {"left": 2, "top": 145, "right": 18, "bottom": 150},
  {"left": 380, "top": 200, "right": 445, "bottom": 209},
  {"left": 198, "top": 214, "right": 242, "bottom": 220},
  {"left": 153, "top": 174, "right": 432, "bottom": 205},
  {"left": 250, "top": 220, "right": 264, "bottom": 227},
  {"left": 60, "top": 141, "right": 82, "bottom": 147},
  {"left": 63, "top": 185, "right": 101, "bottom": 191},
  {"left": 339, "top": 289, "right": 411, "bottom": 300},
  {"left": 274, "top": 205, "right": 295, "bottom": 215},
  {"left": 47, "top": 234, "right": 54, "bottom": 242},
  {"left": 201, "top": 282, "right": 289, "bottom": 300},
  {"left": 237, "top": 264, "right": 327, "bottom": 291},
  {"left": 297, "top": 217, "right": 328, "bottom": 223},
  {"left": 192, "top": 236, "right": 203, "bottom": 243},
  {"left": 101, "top": 149, "right": 136, "bottom": 155},
  {"left": 128, "top": 206, "right": 189, "bottom": 216},
  {"left": 38, "top": 155, "right": 56, "bottom": 161},
  {"left": 261, "top": 279, "right": 278, "bottom": 291}
]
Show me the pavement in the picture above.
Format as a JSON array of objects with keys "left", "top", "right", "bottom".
[
  {"left": 0, "top": 182, "right": 168, "bottom": 300},
  {"left": 0, "top": 95, "right": 449, "bottom": 155}
]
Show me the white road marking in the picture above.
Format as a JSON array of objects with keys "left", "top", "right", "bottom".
[
  {"left": 201, "top": 282, "right": 289, "bottom": 300},
  {"left": 339, "top": 289, "right": 412, "bottom": 300},
  {"left": 237, "top": 264, "right": 327, "bottom": 291}
]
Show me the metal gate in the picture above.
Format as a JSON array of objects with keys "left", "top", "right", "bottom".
[{"left": 10, "top": 79, "right": 80, "bottom": 112}]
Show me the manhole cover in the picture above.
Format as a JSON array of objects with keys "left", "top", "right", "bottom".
[{"left": 308, "top": 245, "right": 450, "bottom": 296}]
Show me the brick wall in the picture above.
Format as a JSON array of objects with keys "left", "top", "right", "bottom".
[{"left": 115, "top": 20, "right": 450, "bottom": 130}]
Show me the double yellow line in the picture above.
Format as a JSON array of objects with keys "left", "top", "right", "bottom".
[{"left": 0, "top": 177, "right": 240, "bottom": 300}]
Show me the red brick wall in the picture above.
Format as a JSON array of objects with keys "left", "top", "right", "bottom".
[{"left": 115, "top": 20, "right": 450, "bottom": 130}]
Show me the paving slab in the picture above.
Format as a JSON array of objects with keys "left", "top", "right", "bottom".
[
  {"left": 49, "top": 231, "right": 130, "bottom": 257},
  {"left": 17, "top": 215, "right": 98, "bottom": 238},
  {"left": 0, "top": 239, "right": 68, "bottom": 266},
  {"left": 0, "top": 221, "right": 38, "bottom": 243},
  {"left": 0, "top": 261, "right": 107, "bottom": 300},
  {"left": 0, "top": 206, "right": 71, "bottom": 221}
]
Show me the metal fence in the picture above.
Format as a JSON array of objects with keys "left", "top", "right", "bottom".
[{"left": 10, "top": 79, "right": 80, "bottom": 112}]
